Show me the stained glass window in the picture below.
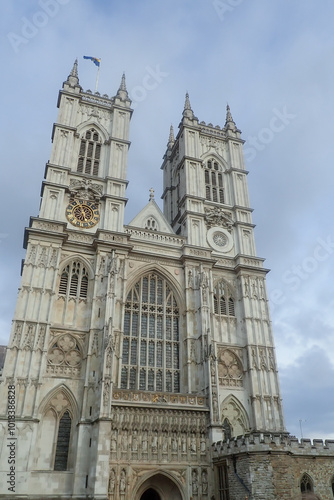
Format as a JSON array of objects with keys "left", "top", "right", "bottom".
[{"left": 120, "top": 273, "right": 180, "bottom": 392}]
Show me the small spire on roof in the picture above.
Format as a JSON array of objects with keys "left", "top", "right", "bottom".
[
  {"left": 183, "top": 92, "right": 194, "bottom": 120},
  {"left": 225, "top": 103, "right": 237, "bottom": 130},
  {"left": 65, "top": 59, "right": 80, "bottom": 87},
  {"left": 70, "top": 58, "right": 78, "bottom": 77},
  {"left": 149, "top": 188, "right": 155, "bottom": 201},
  {"left": 116, "top": 73, "right": 129, "bottom": 100},
  {"left": 167, "top": 124, "right": 175, "bottom": 149}
]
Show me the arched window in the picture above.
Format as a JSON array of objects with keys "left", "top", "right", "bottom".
[
  {"left": 77, "top": 128, "right": 101, "bottom": 176},
  {"left": 59, "top": 261, "right": 89, "bottom": 299},
  {"left": 54, "top": 410, "right": 72, "bottom": 471},
  {"left": 145, "top": 217, "right": 158, "bottom": 231},
  {"left": 213, "top": 280, "right": 235, "bottom": 317},
  {"left": 204, "top": 159, "right": 224, "bottom": 203},
  {"left": 121, "top": 273, "right": 180, "bottom": 392},
  {"left": 300, "top": 473, "right": 313, "bottom": 494}
]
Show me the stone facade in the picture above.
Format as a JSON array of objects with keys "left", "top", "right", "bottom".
[
  {"left": 213, "top": 434, "right": 334, "bottom": 500},
  {"left": 0, "top": 61, "right": 332, "bottom": 499}
]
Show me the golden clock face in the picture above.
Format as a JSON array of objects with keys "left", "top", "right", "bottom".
[{"left": 66, "top": 199, "right": 100, "bottom": 228}]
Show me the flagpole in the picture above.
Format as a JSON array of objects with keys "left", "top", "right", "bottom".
[{"left": 95, "top": 64, "right": 100, "bottom": 93}]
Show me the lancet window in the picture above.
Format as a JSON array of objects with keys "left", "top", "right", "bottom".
[
  {"left": 54, "top": 410, "right": 72, "bottom": 471},
  {"left": 204, "top": 159, "right": 224, "bottom": 203},
  {"left": 121, "top": 273, "right": 180, "bottom": 392},
  {"left": 213, "top": 280, "right": 235, "bottom": 317},
  {"left": 77, "top": 128, "right": 101, "bottom": 176},
  {"left": 59, "top": 261, "right": 89, "bottom": 299}
]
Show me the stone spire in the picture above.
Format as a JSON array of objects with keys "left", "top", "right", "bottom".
[
  {"left": 182, "top": 92, "right": 195, "bottom": 120},
  {"left": 167, "top": 125, "right": 175, "bottom": 149},
  {"left": 116, "top": 73, "right": 129, "bottom": 101},
  {"left": 65, "top": 59, "right": 80, "bottom": 87},
  {"left": 149, "top": 187, "right": 155, "bottom": 201},
  {"left": 225, "top": 103, "right": 237, "bottom": 130}
]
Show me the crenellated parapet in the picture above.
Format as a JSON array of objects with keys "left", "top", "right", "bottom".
[{"left": 212, "top": 433, "right": 334, "bottom": 458}]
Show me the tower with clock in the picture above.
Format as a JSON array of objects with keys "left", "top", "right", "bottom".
[{"left": 0, "top": 61, "right": 290, "bottom": 499}]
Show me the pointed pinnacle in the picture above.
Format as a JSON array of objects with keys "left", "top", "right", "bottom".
[
  {"left": 65, "top": 58, "right": 79, "bottom": 87},
  {"left": 168, "top": 125, "right": 175, "bottom": 146},
  {"left": 70, "top": 59, "right": 78, "bottom": 78},
  {"left": 225, "top": 103, "right": 237, "bottom": 129},
  {"left": 116, "top": 73, "right": 128, "bottom": 100},
  {"left": 184, "top": 92, "right": 191, "bottom": 110},
  {"left": 183, "top": 92, "right": 194, "bottom": 119}
]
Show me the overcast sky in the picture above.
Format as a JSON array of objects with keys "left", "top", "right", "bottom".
[{"left": 1, "top": 0, "right": 333, "bottom": 441}]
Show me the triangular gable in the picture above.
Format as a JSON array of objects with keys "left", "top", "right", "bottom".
[{"left": 127, "top": 200, "right": 175, "bottom": 234}]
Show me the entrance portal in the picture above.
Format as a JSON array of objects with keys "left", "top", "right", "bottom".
[
  {"left": 135, "top": 473, "right": 183, "bottom": 500},
  {"left": 140, "top": 489, "right": 161, "bottom": 500}
]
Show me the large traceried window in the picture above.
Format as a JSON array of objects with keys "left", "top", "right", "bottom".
[
  {"left": 213, "top": 280, "right": 235, "bottom": 317},
  {"left": 205, "top": 159, "right": 224, "bottom": 204},
  {"left": 121, "top": 273, "right": 180, "bottom": 393},
  {"left": 77, "top": 128, "right": 101, "bottom": 176}
]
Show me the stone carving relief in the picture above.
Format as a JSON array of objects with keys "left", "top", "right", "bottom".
[
  {"left": 47, "top": 332, "right": 84, "bottom": 377},
  {"left": 205, "top": 207, "right": 233, "bottom": 232},
  {"left": 217, "top": 349, "right": 243, "bottom": 387},
  {"left": 69, "top": 178, "right": 103, "bottom": 201},
  {"left": 109, "top": 407, "right": 209, "bottom": 463}
]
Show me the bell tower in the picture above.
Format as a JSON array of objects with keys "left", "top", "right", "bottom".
[
  {"left": 162, "top": 95, "right": 286, "bottom": 441},
  {"left": 40, "top": 60, "right": 132, "bottom": 233},
  {"left": 0, "top": 61, "right": 134, "bottom": 498}
]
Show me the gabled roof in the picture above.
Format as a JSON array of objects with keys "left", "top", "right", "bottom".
[{"left": 127, "top": 199, "right": 175, "bottom": 234}]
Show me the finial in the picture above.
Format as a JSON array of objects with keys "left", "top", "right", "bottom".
[
  {"left": 167, "top": 125, "right": 175, "bottom": 149},
  {"left": 65, "top": 59, "right": 80, "bottom": 87},
  {"left": 183, "top": 92, "right": 194, "bottom": 119},
  {"left": 70, "top": 58, "right": 78, "bottom": 77},
  {"left": 116, "top": 73, "right": 129, "bottom": 100},
  {"left": 149, "top": 188, "right": 155, "bottom": 201},
  {"left": 225, "top": 103, "right": 237, "bottom": 130}
]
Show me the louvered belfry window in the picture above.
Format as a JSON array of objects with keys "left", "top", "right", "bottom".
[
  {"left": 121, "top": 273, "right": 180, "bottom": 392},
  {"left": 213, "top": 281, "right": 235, "bottom": 317},
  {"left": 59, "top": 262, "right": 88, "bottom": 299},
  {"left": 77, "top": 128, "right": 101, "bottom": 176},
  {"left": 205, "top": 159, "right": 224, "bottom": 203}
]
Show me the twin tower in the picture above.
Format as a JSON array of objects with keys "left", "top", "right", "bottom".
[{"left": 0, "top": 61, "right": 287, "bottom": 499}]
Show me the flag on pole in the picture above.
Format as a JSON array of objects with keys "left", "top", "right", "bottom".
[{"left": 83, "top": 56, "right": 101, "bottom": 67}]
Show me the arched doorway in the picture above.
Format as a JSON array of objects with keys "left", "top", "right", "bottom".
[
  {"left": 135, "top": 472, "right": 183, "bottom": 500},
  {"left": 140, "top": 488, "right": 161, "bottom": 500}
]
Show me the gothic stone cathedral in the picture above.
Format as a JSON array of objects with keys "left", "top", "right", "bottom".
[{"left": 1, "top": 62, "right": 334, "bottom": 500}]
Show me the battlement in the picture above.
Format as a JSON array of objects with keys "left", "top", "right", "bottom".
[{"left": 212, "top": 433, "right": 334, "bottom": 459}]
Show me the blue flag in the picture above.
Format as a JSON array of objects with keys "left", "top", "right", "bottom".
[{"left": 83, "top": 56, "right": 101, "bottom": 67}]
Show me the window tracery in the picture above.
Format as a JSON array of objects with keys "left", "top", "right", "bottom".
[
  {"left": 213, "top": 280, "right": 235, "bottom": 317},
  {"left": 77, "top": 128, "right": 101, "bottom": 176},
  {"left": 300, "top": 473, "right": 313, "bottom": 493},
  {"left": 204, "top": 159, "right": 224, "bottom": 203},
  {"left": 59, "top": 261, "right": 89, "bottom": 299},
  {"left": 121, "top": 273, "right": 180, "bottom": 392}
]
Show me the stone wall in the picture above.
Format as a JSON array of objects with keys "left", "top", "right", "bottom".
[{"left": 213, "top": 434, "right": 334, "bottom": 500}]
